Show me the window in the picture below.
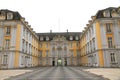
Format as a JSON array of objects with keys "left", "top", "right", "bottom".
[
  {"left": 40, "top": 51, "right": 42, "bottom": 57},
  {"left": 3, "top": 55, "right": 8, "bottom": 64},
  {"left": 26, "top": 30, "right": 28, "bottom": 39},
  {"left": 29, "top": 44, "right": 31, "bottom": 54},
  {"left": 46, "top": 36, "right": 49, "bottom": 41},
  {"left": 106, "top": 23, "right": 111, "bottom": 32},
  {"left": 70, "top": 43, "right": 73, "bottom": 48},
  {"left": 92, "top": 26, "right": 94, "bottom": 34},
  {"left": 75, "top": 36, "right": 79, "bottom": 40},
  {"left": 7, "top": 13, "right": 13, "bottom": 20},
  {"left": 93, "top": 38, "right": 95, "bottom": 50},
  {"left": 103, "top": 10, "right": 110, "bottom": 17},
  {"left": 21, "top": 56, "right": 24, "bottom": 65},
  {"left": 76, "top": 43, "right": 79, "bottom": 47},
  {"left": 70, "top": 36, "right": 73, "bottom": 40},
  {"left": 108, "top": 37, "right": 113, "bottom": 48},
  {"left": 46, "top": 43, "right": 48, "bottom": 48},
  {"left": 26, "top": 42, "right": 28, "bottom": 53},
  {"left": 5, "top": 39, "right": 10, "bottom": 49},
  {"left": 90, "top": 41, "right": 92, "bottom": 52},
  {"left": 88, "top": 43, "right": 89, "bottom": 53},
  {"left": 6, "top": 26, "right": 11, "bottom": 35},
  {"left": 40, "top": 43, "right": 42, "bottom": 48},
  {"left": 22, "top": 40, "right": 24, "bottom": 52},
  {"left": 46, "top": 51, "right": 48, "bottom": 57},
  {"left": 40, "top": 36, "right": 43, "bottom": 41},
  {"left": 23, "top": 27, "right": 25, "bottom": 37},
  {"left": 89, "top": 29, "right": 91, "bottom": 38},
  {"left": 110, "top": 53, "right": 116, "bottom": 62}
]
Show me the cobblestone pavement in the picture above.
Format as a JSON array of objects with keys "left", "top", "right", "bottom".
[
  {"left": 4, "top": 67, "right": 108, "bottom": 80},
  {"left": 83, "top": 68, "right": 120, "bottom": 80}
]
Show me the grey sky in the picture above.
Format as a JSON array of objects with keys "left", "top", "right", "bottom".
[{"left": 0, "top": 0, "right": 120, "bottom": 32}]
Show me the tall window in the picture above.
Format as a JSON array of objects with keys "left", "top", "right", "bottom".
[
  {"left": 70, "top": 36, "right": 73, "bottom": 40},
  {"left": 46, "top": 36, "right": 49, "bottom": 41},
  {"left": 108, "top": 37, "right": 113, "bottom": 48},
  {"left": 46, "top": 43, "right": 48, "bottom": 48},
  {"left": 90, "top": 41, "right": 92, "bottom": 52},
  {"left": 40, "top": 51, "right": 42, "bottom": 57},
  {"left": 21, "top": 56, "right": 24, "bottom": 65},
  {"left": 26, "top": 42, "right": 28, "bottom": 53},
  {"left": 40, "top": 36, "right": 43, "bottom": 41},
  {"left": 23, "top": 27, "right": 25, "bottom": 37},
  {"left": 6, "top": 26, "right": 11, "bottom": 35},
  {"left": 70, "top": 43, "right": 73, "bottom": 48},
  {"left": 5, "top": 39, "right": 10, "bottom": 49},
  {"left": 40, "top": 43, "right": 42, "bottom": 48},
  {"left": 3, "top": 55, "right": 8, "bottom": 64},
  {"left": 106, "top": 23, "right": 111, "bottom": 32},
  {"left": 93, "top": 38, "right": 95, "bottom": 50},
  {"left": 76, "top": 43, "right": 79, "bottom": 47},
  {"left": 110, "top": 53, "right": 116, "bottom": 63},
  {"left": 46, "top": 51, "right": 48, "bottom": 57},
  {"left": 92, "top": 26, "right": 94, "bottom": 34},
  {"left": 22, "top": 40, "right": 24, "bottom": 52}
]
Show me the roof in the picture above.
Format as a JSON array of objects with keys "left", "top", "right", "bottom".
[
  {"left": 0, "top": 9, "right": 21, "bottom": 20},
  {"left": 96, "top": 7, "right": 119, "bottom": 19},
  {"left": 37, "top": 32, "right": 82, "bottom": 41}
]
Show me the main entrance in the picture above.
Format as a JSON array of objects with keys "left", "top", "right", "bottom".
[{"left": 57, "top": 59, "right": 62, "bottom": 66}]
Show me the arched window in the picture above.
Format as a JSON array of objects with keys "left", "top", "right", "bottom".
[
  {"left": 40, "top": 36, "right": 43, "bottom": 41},
  {"left": 69, "top": 36, "right": 73, "bottom": 40},
  {"left": 46, "top": 36, "right": 49, "bottom": 41}
]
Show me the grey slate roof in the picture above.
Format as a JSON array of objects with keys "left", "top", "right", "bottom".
[
  {"left": 37, "top": 32, "right": 82, "bottom": 41},
  {"left": 0, "top": 9, "right": 21, "bottom": 20},
  {"left": 96, "top": 7, "right": 118, "bottom": 19}
]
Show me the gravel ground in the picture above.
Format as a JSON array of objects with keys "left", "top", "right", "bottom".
[
  {"left": 0, "top": 69, "right": 32, "bottom": 80},
  {"left": 83, "top": 68, "right": 120, "bottom": 80},
  {"left": 0, "top": 67, "right": 120, "bottom": 80}
]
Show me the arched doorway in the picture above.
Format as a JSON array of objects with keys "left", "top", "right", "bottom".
[
  {"left": 57, "top": 59, "right": 62, "bottom": 66},
  {"left": 64, "top": 58, "right": 67, "bottom": 66},
  {"left": 52, "top": 58, "right": 55, "bottom": 66}
]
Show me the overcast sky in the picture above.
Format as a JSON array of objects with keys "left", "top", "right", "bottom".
[{"left": 0, "top": 0, "right": 120, "bottom": 33}]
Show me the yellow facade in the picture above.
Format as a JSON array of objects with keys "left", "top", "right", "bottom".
[
  {"left": 95, "top": 21, "right": 104, "bottom": 67},
  {"left": 1, "top": 7, "right": 120, "bottom": 68},
  {"left": 14, "top": 24, "right": 21, "bottom": 68}
]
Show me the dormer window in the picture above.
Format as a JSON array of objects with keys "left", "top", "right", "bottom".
[
  {"left": 69, "top": 36, "right": 73, "bottom": 40},
  {"left": 118, "top": 8, "right": 120, "bottom": 14},
  {"left": 40, "top": 36, "right": 43, "bottom": 41},
  {"left": 46, "top": 36, "right": 49, "bottom": 41},
  {"left": 103, "top": 10, "right": 110, "bottom": 17},
  {"left": 75, "top": 36, "right": 79, "bottom": 40},
  {"left": 7, "top": 13, "right": 13, "bottom": 20},
  {"left": 112, "top": 9, "right": 116, "bottom": 13},
  {"left": 0, "top": 11, "right": 6, "bottom": 20}
]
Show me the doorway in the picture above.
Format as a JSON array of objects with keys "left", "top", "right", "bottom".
[
  {"left": 57, "top": 59, "right": 62, "bottom": 66},
  {"left": 64, "top": 60, "right": 67, "bottom": 66},
  {"left": 52, "top": 61, "right": 55, "bottom": 66}
]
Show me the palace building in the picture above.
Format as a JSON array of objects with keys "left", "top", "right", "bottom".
[
  {"left": 0, "top": 7, "right": 120, "bottom": 69},
  {"left": 38, "top": 32, "right": 81, "bottom": 66},
  {"left": 80, "top": 7, "right": 120, "bottom": 67},
  {"left": 0, "top": 10, "right": 39, "bottom": 69}
]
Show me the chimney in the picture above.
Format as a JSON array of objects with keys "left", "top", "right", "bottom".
[
  {"left": 67, "top": 29, "right": 68, "bottom": 33},
  {"left": 50, "top": 30, "right": 52, "bottom": 33}
]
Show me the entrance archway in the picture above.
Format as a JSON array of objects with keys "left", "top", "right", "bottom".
[
  {"left": 64, "top": 60, "right": 67, "bottom": 66},
  {"left": 57, "top": 59, "right": 62, "bottom": 66},
  {"left": 52, "top": 61, "right": 55, "bottom": 66}
]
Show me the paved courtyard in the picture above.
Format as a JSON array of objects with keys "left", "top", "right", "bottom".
[{"left": 0, "top": 67, "right": 119, "bottom": 80}]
